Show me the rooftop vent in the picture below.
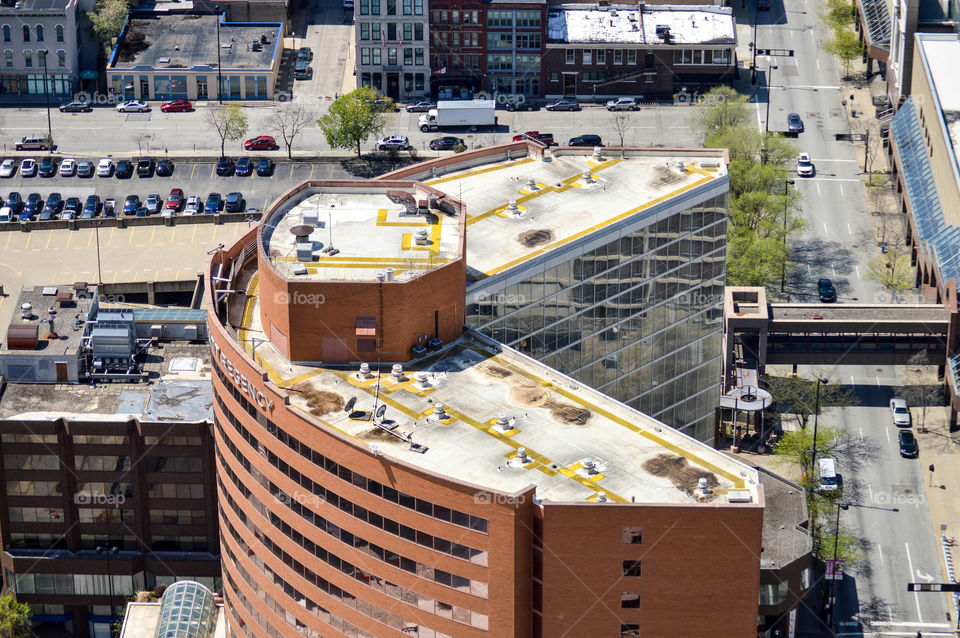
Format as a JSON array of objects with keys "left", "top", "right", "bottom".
[
  {"left": 496, "top": 413, "right": 511, "bottom": 430},
  {"left": 583, "top": 458, "right": 597, "bottom": 474},
  {"left": 507, "top": 200, "right": 520, "bottom": 215},
  {"left": 581, "top": 169, "right": 593, "bottom": 183},
  {"left": 697, "top": 477, "right": 711, "bottom": 494},
  {"left": 359, "top": 362, "right": 373, "bottom": 378},
  {"left": 527, "top": 177, "right": 538, "bottom": 191},
  {"left": 593, "top": 146, "right": 603, "bottom": 160},
  {"left": 384, "top": 267, "right": 394, "bottom": 281},
  {"left": 303, "top": 210, "right": 319, "bottom": 226},
  {"left": 391, "top": 364, "right": 404, "bottom": 380},
  {"left": 414, "top": 228, "right": 429, "bottom": 245},
  {"left": 596, "top": 492, "right": 608, "bottom": 503},
  {"left": 20, "top": 302, "right": 33, "bottom": 320},
  {"left": 433, "top": 403, "right": 446, "bottom": 419},
  {"left": 415, "top": 371, "right": 430, "bottom": 387},
  {"left": 158, "top": 57, "right": 170, "bottom": 64},
  {"left": 727, "top": 490, "right": 753, "bottom": 503}
]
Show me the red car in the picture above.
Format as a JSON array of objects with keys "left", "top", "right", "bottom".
[
  {"left": 160, "top": 99, "right": 192, "bottom": 113},
  {"left": 512, "top": 131, "right": 556, "bottom": 146},
  {"left": 244, "top": 136, "right": 279, "bottom": 151},
  {"left": 166, "top": 188, "right": 184, "bottom": 211}
]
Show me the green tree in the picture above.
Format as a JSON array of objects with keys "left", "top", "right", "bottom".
[
  {"left": 765, "top": 375, "right": 859, "bottom": 430},
  {"left": 865, "top": 250, "right": 913, "bottom": 301},
  {"left": 89, "top": 0, "right": 130, "bottom": 55},
  {"left": 691, "top": 86, "right": 750, "bottom": 144},
  {"left": 773, "top": 424, "right": 841, "bottom": 480},
  {"left": 726, "top": 233, "right": 787, "bottom": 286},
  {"left": 206, "top": 104, "right": 249, "bottom": 159},
  {"left": 825, "top": 28, "right": 862, "bottom": 78},
  {"left": 0, "top": 595, "right": 31, "bottom": 638},
  {"left": 824, "top": 0, "right": 855, "bottom": 30},
  {"left": 900, "top": 350, "right": 943, "bottom": 432},
  {"left": 318, "top": 87, "right": 394, "bottom": 158}
]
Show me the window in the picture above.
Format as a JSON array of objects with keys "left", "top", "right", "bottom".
[
  {"left": 57, "top": 50, "right": 65, "bottom": 67},
  {"left": 621, "top": 592, "right": 640, "bottom": 609},
  {"left": 387, "top": 48, "right": 397, "bottom": 65},
  {"left": 22, "top": 25, "right": 29, "bottom": 42},
  {"left": 402, "top": 23, "right": 412, "bottom": 40},
  {"left": 645, "top": 51, "right": 655, "bottom": 68},
  {"left": 415, "top": 72, "right": 424, "bottom": 90},
  {"left": 693, "top": 50, "right": 702, "bottom": 64},
  {"left": 35, "top": 25, "right": 42, "bottom": 42},
  {"left": 452, "top": 31, "right": 460, "bottom": 46},
  {"left": 414, "top": 48, "right": 423, "bottom": 65},
  {"left": 360, "top": 0, "right": 369, "bottom": 13},
  {"left": 387, "top": 0, "right": 396, "bottom": 14},
  {"left": 357, "top": 338, "right": 377, "bottom": 353},
  {"left": 4, "top": 50, "right": 11, "bottom": 67},
  {"left": 372, "top": 48, "right": 381, "bottom": 65},
  {"left": 759, "top": 581, "right": 789, "bottom": 606},
  {"left": 614, "top": 50, "right": 623, "bottom": 64},
  {"left": 413, "top": 0, "right": 422, "bottom": 15},
  {"left": 403, "top": 48, "right": 412, "bottom": 65},
  {"left": 56, "top": 25, "right": 63, "bottom": 42},
  {"left": 402, "top": 0, "right": 411, "bottom": 14},
  {"left": 414, "top": 23, "right": 423, "bottom": 40},
  {"left": 628, "top": 50, "right": 637, "bottom": 64},
  {"left": 516, "top": 54, "right": 539, "bottom": 71},
  {"left": 516, "top": 33, "right": 540, "bottom": 49},
  {"left": 488, "top": 33, "right": 511, "bottom": 49},
  {"left": 371, "top": 0, "right": 380, "bottom": 14},
  {"left": 452, "top": 9, "right": 459, "bottom": 22},
  {"left": 622, "top": 527, "right": 642, "bottom": 544},
  {"left": 596, "top": 49, "right": 605, "bottom": 64},
  {"left": 387, "top": 23, "right": 397, "bottom": 41},
  {"left": 371, "top": 23, "right": 381, "bottom": 39},
  {"left": 583, "top": 50, "right": 592, "bottom": 64},
  {"left": 2, "top": 25, "right": 9, "bottom": 42},
  {"left": 622, "top": 560, "right": 641, "bottom": 577},
  {"left": 566, "top": 49, "right": 575, "bottom": 64},
  {"left": 621, "top": 625, "right": 640, "bottom": 638},
  {"left": 360, "top": 48, "right": 371, "bottom": 65},
  {"left": 360, "top": 23, "right": 369, "bottom": 39},
  {"left": 516, "top": 10, "right": 540, "bottom": 26},
  {"left": 550, "top": 72, "right": 559, "bottom": 82},
  {"left": 488, "top": 10, "right": 512, "bottom": 26},
  {"left": 24, "top": 50, "right": 31, "bottom": 67}
]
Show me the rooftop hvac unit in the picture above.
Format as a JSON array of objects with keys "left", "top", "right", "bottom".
[
  {"left": 90, "top": 326, "right": 136, "bottom": 359},
  {"left": 151, "top": 324, "right": 163, "bottom": 339},
  {"left": 296, "top": 242, "right": 314, "bottom": 261},
  {"left": 727, "top": 490, "right": 752, "bottom": 503},
  {"left": 303, "top": 210, "right": 319, "bottom": 226},
  {"left": 184, "top": 325, "right": 199, "bottom": 340}
]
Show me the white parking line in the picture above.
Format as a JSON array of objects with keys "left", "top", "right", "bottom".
[{"left": 905, "top": 542, "right": 923, "bottom": 622}]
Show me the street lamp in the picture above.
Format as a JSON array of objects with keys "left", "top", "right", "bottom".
[
  {"left": 96, "top": 546, "right": 119, "bottom": 628},
  {"left": 765, "top": 60, "right": 777, "bottom": 132},
  {"left": 38, "top": 50, "right": 52, "bottom": 143},
  {"left": 781, "top": 178, "right": 795, "bottom": 292},
  {"left": 214, "top": 5, "right": 223, "bottom": 104},
  {"left": 811, "top": 377, "right": 828, "bottom": 470},
  {"left": 751, "top": 0, "right": 759, "bottom": 84}
]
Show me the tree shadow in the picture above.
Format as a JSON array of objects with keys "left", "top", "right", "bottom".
[
  {"left": 855, "top": 594, "right": 899, "bottom": 628},
  {"left": 339, "top": 156, "right": 419, "bottom": 178},
  {"left": 788, "top": 238, "right": 859, "bottom": 300}
]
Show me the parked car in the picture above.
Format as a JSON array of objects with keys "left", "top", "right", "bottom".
[
  {"left": 235, "top": 157, "right": 253, "bottom": 176},
  {"left": 205, "top": 192, "right": 223, "bottom": 213},
  {"left": 42, "top": 193, "right": 62, "bottom": 216},
  {"left": 38, "top": 157, "right": 57, "bottom": 177},
  {"left": 216, "top": 158, "right": 236, "bottom": 176},
  {"left": 406, "top": 101, "right": 434, "bottom": 113},
  {"left": 184, "top": 195, "right": 201, "bottom": 215},
  {"left": 796, "top": 152, "right": 815, "bottom": 177},
  {"left": 297, "top": 47, "right": 313, "bottom": 62},
  {"left": 63, "top": 196, "right": 81, "bottom": 218},
  {"left": 787, "top": 112, "right": 804, "bottom": 133},
  {"left": 38, "top": 208, "right": 53, "bottom": 221},
  {"left": 58, "top": 158, "right": 76, "bottom": 177},
  {"left": 116, "top": 160, "right": 134, "bottom": 179},
  {"left": 161, "top": 206, "right": 178, "bottom": 217},
  {"left": 5, "top": 191, "right": 22, "bottom": 213},
  {"left": 22, "top": 193, "right": 42, "bottom": 219},
  {"left": 0, "top": 207, "right": 12, "bottom": 223},
  {"left": 166, "top": 188, "right": 185, "bottom": 211},
  {"left": 76, "top": 160, "right": 94, "bottom": 178},
  {"left": 818, "top": 277, "right": 836, "bottom": 302},
  {"left": 156, "top": 159, "right": 175, "bottom": 176},
  {"left": 376, "top": 135, "right": 411, "bottom": 151},
  {"left": 0, "top": 159, "right": 15, "bottom": 177},
  {"left": 160, "top": 99, "right": 192, "bottom": 113},
  {"left": 82, "top": 195, "right": 101, "bottom": 218},
  {"left": 145, "top": 193, "right": 162, "bottom": 215},
  {"left": 134, "top": 206, "right": 149, "bottom": 217},
  {"left": 545, "top": 100, "right": 580, "bottom": 111},
  {"left": 59, "top": 100, "right": 92, "bottom": 113},
  {"left": 898, "top": 429, "right": 918, "bottom": 458},
  {"left": 19, "top": 159, "right": 37, "bottom": 177},
  {"left": 123, "top": 195, "right": 141, "bottom": 215},
  {"left": 244, "top": 136, "right": 279, "bottom": 151},
  {"left": 256, "top": 159, "right": 275, "bottom": 176},
  {"left": 568, "top": 134, "right": 603, "bottom": 147},
  {"left": 429, "top": 136, "right": 464, "bottom": 151},
  {"left": 505, "top": 101, "right": 537, "bottom": 112},
  {"left": 116, "top": 100, "right": 149, "bottom": 113},
  {"left": 512, "top": 131, "right": 556, "bottom": 146},
  {"left": 890, "top": 398, "right": 911, "bottom": 427},
  {"left": 97, "top": 158, "right": 114, "bottom": 177},
  {"left": 606, "top": 97, "right": 639, "bottom": 111},
  {"left": 293, "top": 60, "right": 313, "bottom": 80},
  {"left": 103, "top": 198, "right": 116, "bottom": 217},
  {"left": 225, "top": 192, "right": 245, "bottom": 212},
  {"left": 137, "top": 157, "right": 155, "bottom": 177}
]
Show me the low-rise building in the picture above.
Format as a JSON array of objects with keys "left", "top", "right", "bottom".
[
  {"left": 354, "top": 0, "right": 430, "bottom": 101},
  {"left": 107, "top": 11, "right": 283, "bottom": 102}
]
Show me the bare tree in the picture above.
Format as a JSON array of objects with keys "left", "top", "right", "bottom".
[
  {"left": 267, "top": 101, "right": 315, "bottom": 160},
  {"left": 901, "top": 351, "right": 943, "bottom": 432},
  {"left": 133, "top": 132, "right": 148, "bottom": 155},
  {"left": 206, "top": 104, "right": 248, "bottom": 158},
  {"left": 611, "top": 113, "right": 634, "bottom": 154}
]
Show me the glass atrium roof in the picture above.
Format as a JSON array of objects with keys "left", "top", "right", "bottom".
[{"left": 155, "top": 581, "right": 216, "bottom": 638}]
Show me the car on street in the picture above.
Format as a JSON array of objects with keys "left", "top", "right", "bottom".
[
  {"left": 890, "top": 398, "right": 911, "bottom": 427},
  {"left": 62, "top": 196, "right": 81, "bottom": 219},
  {"left": 116, "top": 100, "right": 149, "bottom": 113},
  {"left": 58, "top": 158, "right": 76, "bottom": 177},
  {"left": 38, "top": 157, "right": 57, "bottom": 177},
  {"left": 797, "top": 152, "right": 815, "bottom": 177},
  {"left": 297, "top": 47, "right": 313, "bottom": 62},
  {"left": 5, "top": 192, "right": 22, "bottom": 213},
  {"left": 42, "top": 193, "right": 62, "bottom": 217},
  {"left": 216, "top": 157, "right": 236, "bottom": 176},
  {"left": 235, "top": 157, "right": 252, "bottom": 176},
  {"left": 898, "top": 429, "right": 918, "bottom": 458},
  {"left": 293, "top": 60, "right": 313, "bottom": 80},
  {"left": 156, "top": 160, "right": 175, "bottom": 176},
  {"left": 0, "top": 159, "right": 15, "bottom": 178},
  {"left": 787, "top": 112, "right": 804, "bottom": 134},
  {"left": 184, "top": 195, "right": 201, "bottom": 215},
  {"left": 256, "top": 159, "right": 274, "bottom": 176},
  {"left": 19, "top": 159, "right": 37, "bottom": 177},
  {"left": 145, "top": 193, "right": 162, "bottom": 215},
  {"left": 22, "top": 193, "right": 42, "bottom": 219},
  {"left": 244, "top": 136, "right": 279, "bottom": 151},
  {"left": 116, "top": 160, "right": 134, "bottom": 178},
  {"left": 376, "top": 135, "right": 411, "bottom": 151},
  {"left": 568, "top": 134, "right": 603, "bottom": 147},
  {"left": 606, "top": 97, "right": 639, "bottom": 111},
  {"left": 59, "top": 100, "right": 92, "bottom": 113},
  {"left": 160, "top": 99, "right": 192, "bottom": 113},
  {"left": 406, "top": 101, "right": 434, "bottom": 113},
  {"left": 123, "top": 195, "right": 141, "bottom": 215},
  {"left": 817, "top": 277, "right": 837, "bottom": 303},
  {"left": 205, "top": 192, "right": 223, "bottom": 213},
  {"left": 82, "top": 195, "right": 100, "bottom": 219},
  {"left": 76, "top": 160, "right": 94, "bottom": 178},
  {"left": 225, "top": 191, "right": 245, "bottom": 212},
  {"left": 166, "top": 188, "right": 184, "bottom": 211},
  {"left": 137, "top": 157, "right": 155, "bottom": 177},
  {"left": 429, "top": 136, "right": 464, "bottom": 151},
  {"left": 545, "top": 99, "right": 580, "bottom": 111},
  {"left": 505, "top": 101, "right": 537, "bottom": 112},
  {"left": 513, "top": 131, "right": 556, "bottom": 146},
  {"left": 97, "top": 158, "right": 114, "bottom": 177}
]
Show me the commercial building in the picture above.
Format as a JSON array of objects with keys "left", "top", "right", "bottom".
[
  {"left": 107, "top": 11, "right": 283, "bottom": 101},
  {"left": 0, "top": 286, "right": 220, "bottom": 638},
  {"left": 0, "top": 0, "right": 82, "bottom": 103},
  {"left": 118, "top": 581, "right": 226, "bottom": 638},
  {"left": 353, "top": 0, "right": 430, "bottom": 101},
  {"left": 544, "top": 4, "right": 737, "bottom": 99}
]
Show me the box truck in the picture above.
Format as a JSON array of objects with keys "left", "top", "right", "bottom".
[{"left": 418, "top": 99, "right": 496, "bottom": 132}]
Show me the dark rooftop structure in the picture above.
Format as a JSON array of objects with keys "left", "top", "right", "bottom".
[
  {"left": 109, "top": 11, "right": 282, "bottom": 71},
  {"left": 0, "top": 0, "right": 74, "bottom": 15}
]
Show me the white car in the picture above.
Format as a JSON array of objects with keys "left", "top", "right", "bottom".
[
  {"left": 59, "top": 158, "right": 77, "bottom": 176},
  {"left": 890, "top": 398, "right": 911, "bottom": 427},
  {"left": 96, "top": 158, "right": 114, "bottom": 177},
  {"left": 797, "top": 152, "right": 815, "bottom": 177},
  {"left": 606, "top": 97, "right": 639, "bottom": 111},
  {"left": 116, "top": 100, "right": 148, "bottom": 113},
  {"left": 376, "top": 135, "right": 411, "bottom": 151},
  {"left": 19, "top": 158, "right": 37, "bottom": 177},
  {"left": 161, "top": 206, "right": 178, "bottom": 217},
  {"left": 0, "top": 159, "right": 15, "bottom": 177},
  {"left": 183, "top": 195, "right": 201, "bottom": 215}
]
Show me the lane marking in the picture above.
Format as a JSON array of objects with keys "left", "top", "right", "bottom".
[{"left": 904, "top": 542, "right": 922, "bottom": 623}]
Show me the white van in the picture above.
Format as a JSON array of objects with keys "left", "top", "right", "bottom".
[{"left": 818, "top": 457, "right": 840, "bottom": 491}]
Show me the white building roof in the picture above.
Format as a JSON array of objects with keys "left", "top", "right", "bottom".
[{"left": 548, "top": 5, "right": 735, "bottom": 45}]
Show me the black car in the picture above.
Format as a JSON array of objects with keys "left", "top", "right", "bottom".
[
  {"left": 134, "top": 206, "right": 148, "bottom": 217},
  {"left": 42, "top": 192, "right": 62, "bottom": 215},
  {"left": 898, "top": 429, "right": 918, "bottom": 458},
  {"left": 156, "top": 159, "right": 175, "bottom": 176},
  {"left": 115, "top": 160, "right": 134, "bottom": 179},
  {"left": 63, "top": 196, "right": 81, "bottom": 217},
  {"left": 297, "top": 47, "right": 313, "bottom": 62},
  {"left": 256, "top": 159, "right": 274, "bottom": 176},
  {"left": 59, "top": 100, "right": 92, "bottom": 113},
  {"left": 38, "top": 157, "right": 57, "bottom": 177},
  {"left": 568, "top": 134, "right": 603, "bottom": 147},
  {"left": 82, "top": 195, "right": 100, "bottom": 218},
  {"left": 818, "top": 277, "right": 837, "bottom": 303},
  {"left": 787, "top": 112, "right": 804, "bottom": 134},
  {"left": 122, "top": 195, "right": 141, "bottom": 215},
  {"left": 5, "top": 191, "right": 23, "bottom": 213},
  {"left": 216, "top": 158, "right": 236, "bottom": 176},
  {"left": 225, "top": 192, "right": 245, "bottom": 212},
  {"left": 23, "top": 193, "right": 42, "bottom": 217},
  {"left": 505, "top": 101, "right": 537, "bottom": 112},
  {"left": 235, "top": 157, "right": 253, "bottom": 176},
  {"left": 137, "top": 157, "right": 155, "bottom": 177},
  {"left": 429, "top": 136, "right": 464, "bottom": 151}
]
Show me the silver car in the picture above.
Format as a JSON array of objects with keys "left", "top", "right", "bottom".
[{"left": 889, "top": 398, "right": 911, "bottom": 427}]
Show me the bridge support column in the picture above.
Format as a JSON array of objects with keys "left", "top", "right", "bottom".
[{"left": 951, "top": 406, "right": 958, "bottom": 433}]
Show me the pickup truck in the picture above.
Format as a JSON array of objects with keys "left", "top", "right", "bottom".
[{"left": 512, "top": 131, "right": 556, "bottom": 146}]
